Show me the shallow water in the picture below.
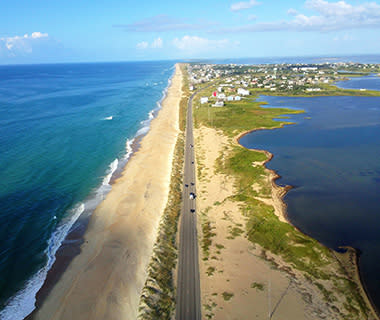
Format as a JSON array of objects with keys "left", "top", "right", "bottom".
[{"left": 239, "top": 94, "right": 380, "bottom": 311}]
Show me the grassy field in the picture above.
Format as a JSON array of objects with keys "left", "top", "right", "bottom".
[
  {"left": 194, "top": 98, "right": 303, "bottom": 137},
  {"left": 249, "top": 84, "right": 380, "bottom": 97}
]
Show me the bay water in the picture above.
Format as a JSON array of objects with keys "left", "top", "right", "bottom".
[{"left": 239, "top": 86, "right": 380, "bottom": 311}]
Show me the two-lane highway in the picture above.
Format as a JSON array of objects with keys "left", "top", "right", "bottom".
[{"left": 176, "top": 90, "right": 201, "bottom": 320}]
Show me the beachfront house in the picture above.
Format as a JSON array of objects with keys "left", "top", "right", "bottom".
[
  {"left": 237, "top": 88, "right": 250, "bottom": 96},
  {"left": 213, "top": 100, "right": 224, "bottom": 107},
  {"left": 200, "top": 97, "right": 209, "bottom": 104}
]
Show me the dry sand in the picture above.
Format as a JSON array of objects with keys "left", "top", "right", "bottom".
[
  {"left": 194, "top": 126, "right": 378, "bottom": 320},
  {"left": 33, "top": 64, "right": 182, "bottom": 320}
]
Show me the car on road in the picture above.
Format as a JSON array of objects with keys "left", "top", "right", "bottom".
[
  {"left": 190, "top": 209, "right": 195, "bottom": 213},
  {"left": 189, "top": 192, "right": 196, "bottom": 200},
  {"left": 185, "top": 184, "right": 188, "bottom": 187}
]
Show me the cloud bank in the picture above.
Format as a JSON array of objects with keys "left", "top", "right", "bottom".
[
  {"left": 0, "top": 32, "right": 49, "bottom": 56},
  {"left": 223, "top": 0, "right": 380, "bottom": 32}
]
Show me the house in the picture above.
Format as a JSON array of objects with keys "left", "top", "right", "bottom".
[
  {"left": 235, "top": 96, "right": 241, "bottom": 101},
  {"left": 200, "top": 97, "right": 209, "bottom": 104},
  {"left": 227, "top": 96, "right": 234, "bottom": 101},
  {"left": 237, "top": 88, "right": 250, "bottom": 96},
  {"left": 213, "top": 100, "right": 224, "bottom": 107},
  {"left": 189, "top": 85, "right": 194, "bottom": 91},
  {"left": 217, "top": 93, "right": 226, "bottom": 100}
]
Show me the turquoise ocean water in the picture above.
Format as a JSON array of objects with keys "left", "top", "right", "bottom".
[{"left": 0, "top": 61, "right": 175, "bottom": 319}]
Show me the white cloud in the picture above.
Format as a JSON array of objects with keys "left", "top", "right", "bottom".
[
  {"left": 136, "top": 37, "right": 164, "bottom": 50},
  {"left": 221, "top": 0, "right": 380, "bottom": 32},
  {"left": 136, "top": 41, "right": 149, "bottom": 49},
  {"left": 31, "top": 32, "right": 48, "bottom": 39},
  {"left": 0, "top": 32, "right": 49, "bottom": 56},
  {"left": 231, "top": 0, "right": 260, "bottom": 11},
  {"left": 151, "top": 37, "right": 163, "bottom": 48},
  {"left": 172, "top": 35, "right": 229, "bottom": 52}
]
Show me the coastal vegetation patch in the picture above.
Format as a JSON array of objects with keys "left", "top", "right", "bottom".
[{"left": 193, "top": 84, "right": 374, "bottom": 319}]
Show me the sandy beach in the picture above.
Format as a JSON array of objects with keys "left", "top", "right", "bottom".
[
  {"left": 32, "top": 64, "right": 182, "bottom": 320},
  {"left": 195, "top": 125, "right": 379, "bottom": 320}
]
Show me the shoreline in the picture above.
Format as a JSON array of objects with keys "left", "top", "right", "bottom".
[
  {"left": 235, "top": 126, "right": 380, "bottom": 319},
  {"left": 30, "top": 63, "right": 182, "bottom": 320},
  {"left": 25, "top": 123, "right": 153, "bottom": 320},
  {"left": 25, "top": 69, "right": 175, "bottom": 320}
]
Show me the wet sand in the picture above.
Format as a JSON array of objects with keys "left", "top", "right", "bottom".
[{"left": 32, "top": 64, "right": 182, "bottom": 320}]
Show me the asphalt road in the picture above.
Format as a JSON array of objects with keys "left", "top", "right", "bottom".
[{"left": 176, "top": 89, "right": 202, "bottom": 320}]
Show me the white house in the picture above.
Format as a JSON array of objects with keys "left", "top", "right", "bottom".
[
  {"left": 200, "top": 97, "right": 209, "bottom": 104},
  {"left": 227, "top": 96, "right": 234, "bottom": 101},
  {"left": 213, "top": 101, "right": 224, "bottom": 107},
  {"left": 217, "top": 93, "right": 226, "bottom": 100},
  {"left": 235, "top": 96, "right": 241, "bottom": 101},
  {"left": 237, "top": 88, "right": 250, "bottom": 96}
]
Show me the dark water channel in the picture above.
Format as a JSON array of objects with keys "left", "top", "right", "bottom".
[{"left": 239, "top": 94, "right": 380, "bottom": 311}]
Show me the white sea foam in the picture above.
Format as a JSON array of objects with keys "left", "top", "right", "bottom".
[
  {"left": 103, "top": 116, "right": 113, "bottom": 120},
  {"left": 0, "top": 203, "right": 85, "bottom": 320},
  {"left": 102, "top": 159, "right": 119, "bottom": 186},
  {"left": 124, "top": 139, "right": 134, "bottom": 161}
]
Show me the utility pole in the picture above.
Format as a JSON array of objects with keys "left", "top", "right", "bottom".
[{"left": 268, "top": 278, "right": 272, "bottom": 320}]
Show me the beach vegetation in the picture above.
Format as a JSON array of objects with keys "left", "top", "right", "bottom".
[
  {"left": 206, "top": 266, "right": 216, "bottom": 276},
  {"left": 222, "top": 292, "right": 234, "bottom": 301},
  {"left": 201, "top": 210, "right": 216, "bottom": 260},
  {"left": 250, "top": 282, "right": 265, "bottom": 291}
]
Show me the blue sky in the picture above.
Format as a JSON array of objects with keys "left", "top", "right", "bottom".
[{"left": 1, "top": 0, "right": 380, "bottom": 64}]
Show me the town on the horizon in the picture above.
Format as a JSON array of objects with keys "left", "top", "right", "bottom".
[{"left": 188, "top": 62, "right": 380, "bottom": 106}]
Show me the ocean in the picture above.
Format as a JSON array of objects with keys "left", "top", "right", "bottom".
[
  {"left": 239, "top": 74, "right": 380, "bottom": 312},
  {"left": 0, "top": 61, "right": 175, "bottom": 319}
]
